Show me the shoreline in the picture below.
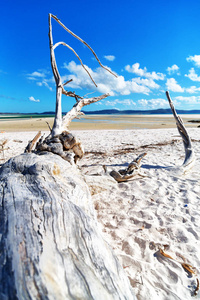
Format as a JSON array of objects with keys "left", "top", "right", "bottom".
[{"left": 0, "top": 114, "right": 200, "bottom": 132}]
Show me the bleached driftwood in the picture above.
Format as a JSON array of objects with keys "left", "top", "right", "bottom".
[
  {"left": 0, "top": 152, "right": 136, "bottom": 299},
  {"left": 109, "top": 153, "right": 147, "bottom": 182},
  {"left": 48, "top": 13, "right": 113, "bottom": 137},
  {"left": 166, "top": 91, "right": 195, "bottom": 173},
  {"left": 30, "top": 14, "right": 115, "bottom": 162}
]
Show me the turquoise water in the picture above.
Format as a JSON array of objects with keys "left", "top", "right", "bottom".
[{"left": 0, "top": 114, "right": 54, "bottom": 120}]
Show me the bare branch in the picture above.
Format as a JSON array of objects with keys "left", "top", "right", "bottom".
[
  {"left": 50, "top": 14, "right": 117, "bottom": 78},
  {"left": 48, "top": 13, "right": 113, "bottom": 136},
  {"left": 62, "top": 89, "right": 83, "bottom": 99},
  {"left": 53, "top": 41, "right": 97, "bottom": 87},
  {"left": 62, "top": 93, "right": 110, "bottom": 130},
  {"left": 63, "top": 79, "right": 73, "bottom": 86},
  {"left": 45, "top": 121, "right": 52, "bottom": 131},
  {"left": 48, "top": 14, "right": 60, "bottom": 85}
]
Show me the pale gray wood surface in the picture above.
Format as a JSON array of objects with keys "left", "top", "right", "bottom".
[{"left": 0, "top": 152, "right": 136, "bottom": 300}]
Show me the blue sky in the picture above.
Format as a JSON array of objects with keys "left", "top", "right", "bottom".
[{"left": 1, "top": 0, "right": 200, "bottom": 113}]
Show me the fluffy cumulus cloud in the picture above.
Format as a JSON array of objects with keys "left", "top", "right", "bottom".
[
  {"left": 166, "top": 78, "right": 184, "bottom": 92},
  {"left": 185, "top": 86, "right": 200, "bottom": 94},
  {"left": 138, "top": 98, "right": 168, "bottom": 109},
  {"left": 62, "top": 61, "right": 155, "bottom": 96},
  {"left": 27, "top": 70, "right": 53, "bottom": 91},
  {"left": 29, "top": 96, "right": 40, "bottom": 102},
  {"left": 97, "top": 98, "right": 136, "bottom": 107},
  {"left": 174, "top": 95, "right": 200, "bottom": 104},
  {"left": 186, "top": 55, "right": 200, "bottom": 67},
  {"left": 185, "top": 68, "right": 200, "bottom": 82},
  {"left": 125, "top": 63, "right": 165, "bottom": 80},
  {"left": 27, "top": 71, "right": 46, "bottom": 80},
  {"left": 166, "top": 64, "right": 180, "bottom": 75},
  {"left": 104, "top": 55, "right": 115, "bottom": 61},
  {"left": 131, "top": 77, "right": 160, "bottom": 89}
]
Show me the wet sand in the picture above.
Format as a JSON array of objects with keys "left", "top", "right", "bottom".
[{"left": 0, "top": 114, "right": 200, "bottom": 132}]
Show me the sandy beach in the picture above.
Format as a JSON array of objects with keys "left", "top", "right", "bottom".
[
  {"left": 0, "top": 125, "right": 200, "bottom": 299},
  {"left": 1, "top": 114, "right": 200, "bottom": 132}
]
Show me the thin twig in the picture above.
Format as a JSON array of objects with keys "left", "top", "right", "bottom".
[{"left": 63, "top": 79, "right": 73, "bottom": 86}]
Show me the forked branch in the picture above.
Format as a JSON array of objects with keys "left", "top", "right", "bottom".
[
  {"left": 62, "top": 93, "right": 109, "bottom": 130},
  {"left": 48, "top": 13, "right": 115, "bottom": 137},
  {"left": 53, "top": 41, "right": 97, "bottom": 87},
  {"left": 50, "top": 14, "right": 117, "bottom": 78}
]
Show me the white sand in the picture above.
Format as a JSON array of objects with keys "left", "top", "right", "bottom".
[{"left": 1, "top": 128, "right": 200, "bottom": 300}]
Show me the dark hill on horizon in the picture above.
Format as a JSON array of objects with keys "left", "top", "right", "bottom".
[
  {"left": 83, "top": 108, "right": 200, "bottom": 115},
  {"left": 1, "top": 108, "right": 200, "bottom": 115}
]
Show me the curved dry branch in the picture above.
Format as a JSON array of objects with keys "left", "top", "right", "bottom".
[
  {"left": 53, "top": 41, "right": 97, "bottom": 87},
  {"left": 50, "top": 14, "right": 117, "bottom": 78},
  {"left": 166, "top": 91, "right": 195, "bottom": 172}
]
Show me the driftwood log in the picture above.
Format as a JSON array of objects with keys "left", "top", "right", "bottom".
[
  {"left": 166, "top": 91, "right": 195, "bottom": 174},
  {"left": 0, "top": 14, "right": 137, "bottom": 300},
  {"left": 0, "top": 152, "right": 136, "bottom": 299},
  {"left": 109, "top": 153, "right": 147, "bottom": 182}
]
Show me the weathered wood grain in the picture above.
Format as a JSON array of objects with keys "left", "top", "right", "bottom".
[{"left": 0, "top": 152, "right": 136, "bottom": 300}]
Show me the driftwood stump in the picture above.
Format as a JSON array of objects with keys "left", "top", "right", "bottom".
[{"left": 0, "top": 152, "right": 136, "bottom": 300}]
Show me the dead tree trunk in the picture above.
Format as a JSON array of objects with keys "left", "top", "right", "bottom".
[
  {"left": 30, "top": 14, "right": 116, "bottom": 162},
  {"left": 0, "top": 152, "right": 136, "bottom": 299}
]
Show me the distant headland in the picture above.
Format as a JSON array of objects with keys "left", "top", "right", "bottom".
[{"left": 1, "top": 108, "right": 200, "bottom": 116}]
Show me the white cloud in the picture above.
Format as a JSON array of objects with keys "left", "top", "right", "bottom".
[
  {"left": 131, "top": 77, "right": 160, "bottom": 89},
  {"left": 186, "top": 55, "right": 200, "bottom": 67},
  {"left": 99, "top": 99, "right": 136, "bottom": 107},
  {"left": 29, "top": 96, "right": 40, "bottom": 102},
  {"left": 27, "top": 70, "right": 53, "bottom": 91},
  {"left": 174, "top": 95, "right": 200, "bottom": 104},
  {"left": 166, "top": 64, "right": 180, "bottom": 75},
  {"left": 28, "top": 71, "right": 46, "bottom": 78},
  {"left": 63, "top": 61, "right": 152, "bottom": 96},
  {"left": 125, "top": 63, "right": 146, "bottom": 76},
  {"left": 36, "top": 81, "right": 53, "bottom": 91},
  {"left": 125, "top": 63, "right": 165, "bottom": 80},
  {"left": 166, "top": 78, "right": 184, "bottom": 92},
  {"left": 138, "top": 98, "right": 168, "bottom": 109},
  {"left": 185, "top": 68, "right": 200, "bottom": 82},
  {"left": 104, "top": 55, "right": 115, "bottom": 61},
  {"left": 185, "top": 86, "right": 200, "bottom": 94}
]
